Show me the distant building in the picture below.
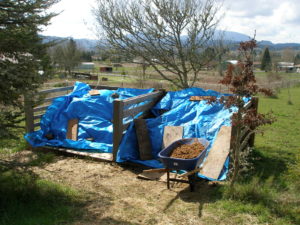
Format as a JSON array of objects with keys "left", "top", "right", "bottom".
[
  {"left": 277, "top": 62, "right": 294, "bottom": 72},
  {"left": 78, "top": 62, "right": 95, "bottom": 70}
]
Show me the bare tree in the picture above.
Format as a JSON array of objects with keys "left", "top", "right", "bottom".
[{"left": 94, "top": 0, "right": 221, "bottom": 88}]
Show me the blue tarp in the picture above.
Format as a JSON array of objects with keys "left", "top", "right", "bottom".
[
  {"left": 25, "top": 83, "right": 236, "bottom": 181},
  {"left": 117, "top": 87, "right": 235, "bottom": 180},
  {"left": 25, "top": 82, "right": 154, "bottom": 152}
]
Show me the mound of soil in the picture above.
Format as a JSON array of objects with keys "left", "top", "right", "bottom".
[{"left": 170, "top": 142, "right": 205, "bottom": 159}]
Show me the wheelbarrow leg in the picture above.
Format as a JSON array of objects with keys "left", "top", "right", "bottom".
[
  {"left": 167, "top": 170, "right": 170, "bottom": 189},
  {"left": 188, "top": 174, "right": 196, "bottom": 192}
]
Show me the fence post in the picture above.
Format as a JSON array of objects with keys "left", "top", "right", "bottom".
[
  {"left": 113, "top": 99, "right": 124, "bottom": 161},
  {"left": 249, "top": 97, "right": 259, "bottom": 147},
  {"left": 24, "top": 93, "right": 34, "bottom": 133}
]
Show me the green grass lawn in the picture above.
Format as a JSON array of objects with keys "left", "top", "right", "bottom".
[
  {"left": 203, "top": 85, "right": 300, "bottom": 225},
  {"left": 0, "top": 84, "right": 299, "bottom": 224}
]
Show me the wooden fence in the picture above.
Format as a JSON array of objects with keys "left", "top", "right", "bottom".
[{"left": 24, "top": 85, "right": 165, "bottom": 161}]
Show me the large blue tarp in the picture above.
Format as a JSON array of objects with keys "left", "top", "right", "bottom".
[
  {"left": 117, "top": 87, "right": 235, "bottom": 180},
  {"left": 25, "top": 83, "right": 237, "bottom": 181},
  {"left": 25, "top": 82, "right": 154, "bottom": 152}
]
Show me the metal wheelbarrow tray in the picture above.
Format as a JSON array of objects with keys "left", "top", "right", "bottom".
[{"left": 158, "top": 138, "right": 210, "bottom": 191}]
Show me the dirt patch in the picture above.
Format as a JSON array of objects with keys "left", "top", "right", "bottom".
[{"left": 170, "top": 142, "right": 205, "bottom": 159}]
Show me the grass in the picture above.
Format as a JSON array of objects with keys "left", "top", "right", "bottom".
[
  {"left": 0, "top": 81, "right": 299, "bottom": 224},
  {"left": 0, "top": 131, "right": 86, "bottom": 225},
  {"left": 202, "top": 85, "right": 300, "bottom": 224},
  {"left": 0, "top": 170, "right": 85, "bottom": 225}
]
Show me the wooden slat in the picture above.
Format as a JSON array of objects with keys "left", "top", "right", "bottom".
[
  {"left": 43, "top": 96, "right": 58, "bottom": 103},
  {"left": 244, "top": 100, "right": 253, "bottom": 110},
  {"left": 34, "top": 114, "right": 44, "bottom": 120},
  {"left": 44, "top": 146, "right": 113, "bottom": 161},
  {"left": 34, "top": 122, "right": 40, "bottom": 128},
  {"left": 123, "top": 97, "right": 160, "bottom": 118},
  {"left": 24, "top": 94, "right": 34, "bottom": 133},
  {"left": 38, "top": 86, "right": 73, "bottom": 94},
  {"left": 122, "top": 91, "right": 163, "bottom": 106},
  {"left": 113, "top": 99, "right": 124, "bottom": 161},
  {"left": 66, "top": 119, "right": 78, "bottom": 141},
  {"left": 33, "top": 105, "right": 50, "bottom": 112},
  {"left": 89, "top": 90, "right": 100, "bottom": 96},
  {"left": 134, "top": 119, "right": 153, "bottom": 160},
  {"left": 162, "top": 126, "right": 183, "bottom": 149},
  {"left": 90, "top": 85, "right": 118, "bottom": 90},
  {"left": 189, "top": 96, "right": 212, "bottom": 101},
  {"left": 200, "top": 126, "right": 232, "bottom": 180}
]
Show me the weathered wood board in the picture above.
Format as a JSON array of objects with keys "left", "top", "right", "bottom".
[
  {"left": 162, "top": 126, "right": 183, "bottom": 149},
  {"left": 134, "top": 119, "right": 153, "bottom": 160},
  {"left": 89, "top": 89, "right": 100, "bottom": 96},
  {"left": 44, "top": 146, "right": 113, "bottom": 161},
  {"left": 200, "top": 126, "right": 232, "bottom": 179},
  {"left": 138, "top": 171, "right": 180, "bottom": 182},
  {"left": 66, "top": 119, "right": 78, "bottom": 141},
  {"left": 189, "top": 96, "right": 211, "bottom": 101}
]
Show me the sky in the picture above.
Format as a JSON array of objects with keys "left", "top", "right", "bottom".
[{"left": 42, "top": 0, "right": 300, "bottom": 43}]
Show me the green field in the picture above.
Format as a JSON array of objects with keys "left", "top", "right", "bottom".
[{"left": 0, "top": 85, "right": 299, "bottom": 224}]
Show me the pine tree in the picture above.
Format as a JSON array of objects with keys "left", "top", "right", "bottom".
[
  {"left": 261, "top": 47, "right": 272, "bottom": 72},
  {"left": 294, "top": 53, "right": 300, "bottom": 65},
  {"left": 0, "top": 0, "right": 59, "bottom": 138}
]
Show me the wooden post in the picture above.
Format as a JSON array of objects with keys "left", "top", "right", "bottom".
[
  {"left": 249, "top": 97, "right": 259, "bottom": 147},
  {"left": 112, "top": 99, "right": 124, "bottom": 161},
  {"left": 24, "top": 93, "right": 34, "bottom": 133}
]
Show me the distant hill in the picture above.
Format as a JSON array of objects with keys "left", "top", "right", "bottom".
[
  {"left": 42, "top": 30, "right": 300, "bottom": 51},
  {"left": 42, "top": 35, "right": 98, "bottom": 51}
]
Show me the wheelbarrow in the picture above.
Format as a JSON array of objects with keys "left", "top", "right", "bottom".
[{"left": 158, "top": 138, "right": 209, "bottom": 191}]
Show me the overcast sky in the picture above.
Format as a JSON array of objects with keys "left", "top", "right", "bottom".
[{"left": 42, "top": 0, "right": 300, "bottom": 43}]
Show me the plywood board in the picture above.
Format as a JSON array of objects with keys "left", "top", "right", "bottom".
[
  {"left": 162, "top": 126, "right": 183, "bottom": 149},
  {"left": 44, "top": 146, "right": 113, "bottom": 161},
  {"left": 190, "top": 96, "right": 211, "bottom": 101},
  {"left": 200, "top": 126, "right": 232, "bottom": 179},
  {"left": 66, "top": 119, "right": 78, "bottom": 141},
  {"left": 134, "top": 119, "right": 153, "bottom": 160},
  {"left": 138, "top": 171, "right": 179, "bottom": 182},
  {"left": 89, "top": 89, "right": 100, "bottom": 96}
]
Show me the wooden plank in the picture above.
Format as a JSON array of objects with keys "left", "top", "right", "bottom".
[
  {"left": 43, "top": 96, "right": 58, "bottom": 103},
  {"left": 66, "top": 119, "right": 78, "bottom": 141},
  {"left": 122, "top": 91, "right": 163, "bottom": 106},
  {"left": 33, "top": 114, "right": 44, "bottom": 120},
  {"left": 189, "top": 96, "right": 211, "bottom": 101},
  {"left": 134, "top": 119, "right": 153, "bottom": 160},
  {"left": 34, "top": 122, "right": 40, "bottom": 128},
  {"left": 137, "top": 171, "right": 179, "bottom": 182},
  {"left": 24, "top": 93, "right": 34, "bottom": 133},
  {"left": 90, "top": 85, "right": 118, "bottom": 90},
  {"left": 89, "top": 89, "right": 100, "bottom": 96},
  {"left": 112, "top": 99, "right": 124, "bottom": 161},
  {"left": 43, "top": 146, "right": 113, "bottom": 161},
  {"left": 200, "top": 126, "right": 232, "bottom": 180},
  {"left": 33, "top": 105, "right": 50, "bottom": 112},
  {"left": 123, "top": 97, "right": 160, "bottom": 118},
  {"left": 249, "top": 97, "right": 258, "bottom": 147},
  {"left": 38, "top": 86, "right": 73, "bottom": 94},
  {"left": 162, "top": 126, "right": 183, "bottom": 149}
]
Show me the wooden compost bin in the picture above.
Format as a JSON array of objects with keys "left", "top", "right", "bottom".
[
  {"left": 24, "top": 85, "right": 258, "bottom": 165},
  {"left": 24, "top": 84, "right": 164, "bottom": 162}
]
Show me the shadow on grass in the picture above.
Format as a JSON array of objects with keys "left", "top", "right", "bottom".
[
  {"left": 164, "top": 180, "right": 223, "bottom": 218},
  {"left": 0, "top": 151, "right": 112, "bottom": 225},
  {"left": 248, "top": 148, "right": 288, "bottom": 185}
]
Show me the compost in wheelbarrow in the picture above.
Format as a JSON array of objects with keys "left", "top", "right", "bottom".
[{"left": 158, "top": 138, "right": 209, "bottom": 171}]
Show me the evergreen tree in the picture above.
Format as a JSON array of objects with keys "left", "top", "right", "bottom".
[
  {"left": 0, "top": 0, "right": 59, "bottom": 138},
  {"left": 294, "top": 53, "right": 300, "bottom": 65},
  {"left": 51, "top": 38, "right": 81, "bottom": 74},
  {"left": 261, "top": 47, "right": 272, "bottom": 72}
]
